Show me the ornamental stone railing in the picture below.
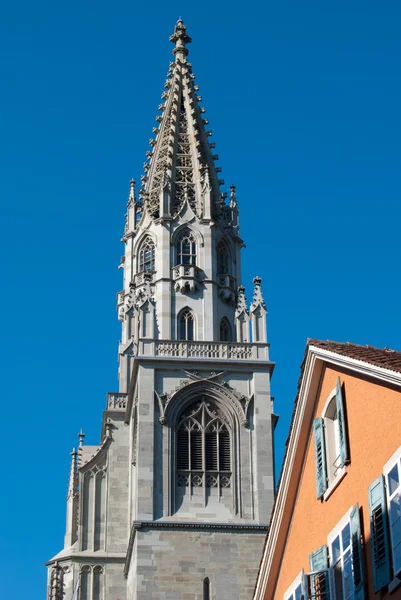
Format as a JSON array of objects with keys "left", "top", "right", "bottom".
[
  {"left": 106, "top": 392, "right": 128, "bottom": 411},
  {"left": 149, "top": 340, "right": 268, "bottom": 360}
]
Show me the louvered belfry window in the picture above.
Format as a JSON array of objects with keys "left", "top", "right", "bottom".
[{"left": 176, "top": 400, "right": 231, "bottom": 490}]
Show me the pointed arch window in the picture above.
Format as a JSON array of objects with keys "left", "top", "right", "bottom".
[
  {"left": 178, "top": 309, "right": 194, "bottom": 341},
  {"left": 176, "top": 229, "right": 197, "bottom": 266},
  {"left": 219, "top": 318, "right": 232, "bottom": 342},
  {"left": 216, "top": 240, "right": 229, "bottom": 275},
  {"left": 139, "top": 237, "right": 155, "bottom": 272},
  {"left": 203, "top": 577, "right": 210, "bottom": 600},
  {"left": 176, "top": 400, "right": 231, "bottom": 490}
]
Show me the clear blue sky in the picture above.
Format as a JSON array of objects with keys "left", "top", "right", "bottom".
[{"left": 1, "top": 1, "right": 400, "bottom": 597}]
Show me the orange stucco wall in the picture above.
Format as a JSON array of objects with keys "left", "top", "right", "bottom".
[{"left": 273, "top": 366, "right": 401, "bottom": 600}]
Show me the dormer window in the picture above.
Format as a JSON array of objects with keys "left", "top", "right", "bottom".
[
  {"left": 217, "top": 240, "right": 229, "bottom": 275},
  {"left": 176, "top": 230, "right": 197, "bottom": 266},
  {"left": 139, "top": 237, "right": 155, "bottom": 272}
]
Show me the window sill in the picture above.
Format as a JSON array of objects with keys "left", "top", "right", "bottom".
[
  {"left": 323, "top": 468, "right": 347, "bottom": 501},
  {"left": 389, "top": 575, "right": 401, "bottom": 594}
]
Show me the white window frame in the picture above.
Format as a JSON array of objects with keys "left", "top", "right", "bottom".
[
  {"left": 327, "top": 507, "right": 355, "bottom": 600},
  {"left": 322, "top": 387, "right": 347, "bottom": 500},
  {"left": 384, "top": 445, "right": 401, "bottom": 579},
  {"left": 284, "top": 571, "right": 303, "bottom": 600}
]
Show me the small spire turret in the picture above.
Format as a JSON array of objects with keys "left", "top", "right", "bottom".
[
  {"left": 64, "top": 447, "right": 79, "bottom": 547},
  {"left": 235, "top": 286, "right": 250, "bottom": 343},
  {"left": 250, "top": 277, "right": 268, "bottom": 346},
  {"left": 230, "top": 184, "right": 237, "bottom": 208},
  {"left": 251, "top": 276, "right": 267, "bottom": 311},
  {"left": 67, "top": 447, "right": 78, "bottom": 500}
]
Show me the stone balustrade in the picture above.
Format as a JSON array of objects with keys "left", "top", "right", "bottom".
[
  {"left": 150, "top": 340, "right": 268, "bottom": 360},
  {"left": 106, "top": 392, "right": 128, "bottom": 411}
]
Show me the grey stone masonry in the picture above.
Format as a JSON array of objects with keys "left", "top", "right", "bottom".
[
  {"left": 45, "top": 19, "right": 277, "bottom": 600},
  {"left": 127, "top": 525, "right": 267, "bottom": 600}
]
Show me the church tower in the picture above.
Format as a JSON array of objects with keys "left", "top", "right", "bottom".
[{"left": 46, "top": 20, "right": 276, "bottom": 600}]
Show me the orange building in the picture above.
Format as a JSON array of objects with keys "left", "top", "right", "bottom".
[{"left": 254, "top": 340, "right": 401, "bottom": 600}]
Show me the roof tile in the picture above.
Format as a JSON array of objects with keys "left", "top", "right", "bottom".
[{"left": 308, "top": 339, "right": 401, "bottom": 373}]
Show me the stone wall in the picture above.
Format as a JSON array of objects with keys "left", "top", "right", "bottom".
[{"left": 132, "top": 526, "right": 266, "bottom": 600}]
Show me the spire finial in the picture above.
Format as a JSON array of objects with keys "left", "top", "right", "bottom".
[
  {"left": 169, "top": 19, "right": 192, "bottom": 61},
  {"left": 78, "top": 429, "right": 85, "bottom": 447}
]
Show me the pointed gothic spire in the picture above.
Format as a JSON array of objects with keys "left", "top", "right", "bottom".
[
  {"left": 138, "top": 20, "right": 225, "bottom": 223},
  {"left": 251, "top": 276, "right": 267, "bottom": 311},
  {"left": 250, "top": 277, "right": 268, "bottom": 344},
  {"left": 235, "top": 286, "right": 250, "bottom": 343}
]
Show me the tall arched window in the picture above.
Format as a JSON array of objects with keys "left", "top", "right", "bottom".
[
  {"left": 178, "top": 309, "right": 194, "bottom": 341},
  {"left": 139, "top": 236, "right": 155, "bottom": 272},
  {"left": 176, "top": 229, "right": 197, "bottom": 266},
  {"left": 219, "top": 318, "right": 232, "bottom": 342},
  {"left": 176, "top": 400, "right": 231, "bottom": 489},
  {"left": 216, "top": 240, "right": 229, "bottom": 275}
]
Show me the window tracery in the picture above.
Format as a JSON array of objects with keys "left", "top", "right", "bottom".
[
  {"left": 216, "top": 240, "right": 229, "bottom": 275},
  {"left": 173, "top": 97, "right": 196, "bottom": 214},
  {"left": 176, "top": 229, "right": 197, "bottom": 266},
  {"left": 138, "top": 237, "right": 155, "bottom": 272},
  {"left": 176, "top": 400, "right": 231, "bottom": 490},
  {"left": 178, "top": 309, "right": 195, "bottom": 341},
  {"left": 219, "top": 318, "right": 232, "bottom": 342}
]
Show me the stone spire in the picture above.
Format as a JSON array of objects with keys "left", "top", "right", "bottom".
[
  {"left": 67, "top": 447, "right": 78, "bottom": 500},
  {"left": 64, "top": 447, "right": 79, "bottom": 547},
  {"left": 250, "top": 277, "right": 268, "bottom": 344},
  {"left": 138, "top": 19, "right": 225, "bottom": 222},
  {"left": 251, "top": 277, "right": 267, "bottom": 312},
  {"left": 235, "top": 285, "right": 250, "bottom": 343}
]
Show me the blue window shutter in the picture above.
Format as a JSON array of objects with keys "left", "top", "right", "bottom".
[
  {"left": 350, "top": 503, "right": 365, "bottom": 600},
  {"left": 309, "top": 544, "right": 328, "bottom": 570},
  {"left": 313, "top": 418, "right": 328, "bottom": 499},
  {"left": 368, "top": 475, "right": 391, "bottom": 592},
  {"left": 309, "top": 546, "right": 329, "bottom": 599},
  {"left": 335, "top": 377, "right": 349, "bottom": 466}
]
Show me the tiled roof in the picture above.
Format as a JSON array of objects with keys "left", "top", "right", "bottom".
[{"left": 308, "top": 339, "right": 401, "bottom": 374}]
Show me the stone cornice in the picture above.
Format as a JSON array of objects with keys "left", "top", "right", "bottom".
[
  {"left": 45, "top": 552, "right": 126, "bottom": 567},
  {"left": 134, "top": 520, "right": 268, "bottom": 531}
]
